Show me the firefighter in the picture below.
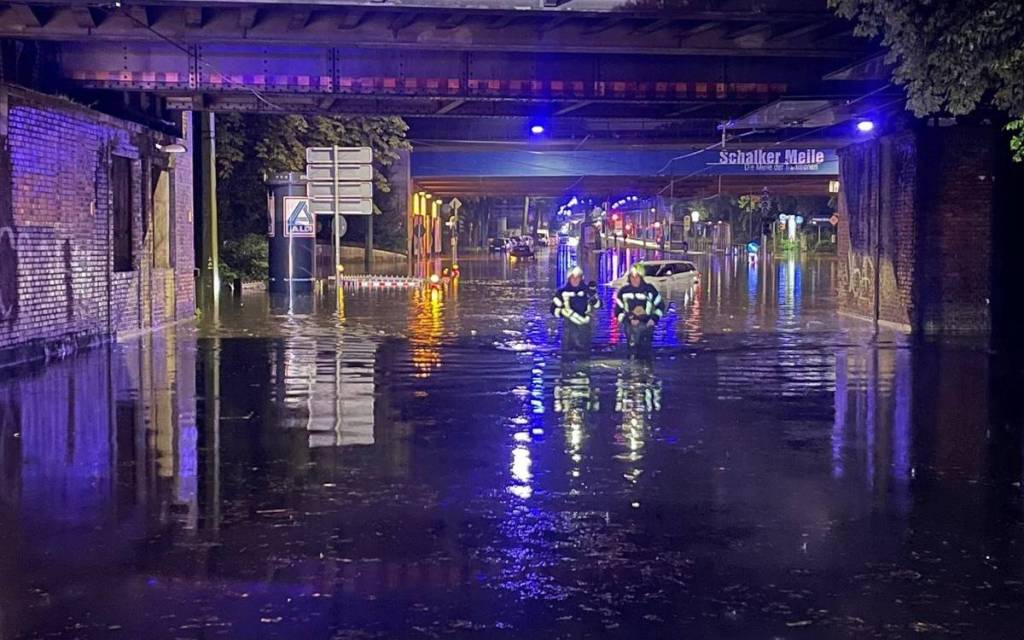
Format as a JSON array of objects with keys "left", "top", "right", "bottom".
[
  {"left": 551, "top": 266, "right": 601, "bottom": 352},
  {"left": 614, "top": 265, "right": 665, "bottom": 356}
]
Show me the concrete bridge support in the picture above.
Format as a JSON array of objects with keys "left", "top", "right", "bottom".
[{"left": 836, "top": 123, "right": 1014, "bottom": 338}]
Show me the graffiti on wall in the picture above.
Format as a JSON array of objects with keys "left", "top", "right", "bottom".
[
  {"left": 0, "top": 137, "right": 18, "bottom": 325},
  {"left": 846, "top": 252, "right": 875, "bottom": 304}
]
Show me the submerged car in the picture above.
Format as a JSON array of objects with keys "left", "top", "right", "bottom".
[
  {"left": 610, "top": 260, "right": 699, "bottom": 288},
  {"left": 489, "top": 237, "right": 510, "bottom": 252}
]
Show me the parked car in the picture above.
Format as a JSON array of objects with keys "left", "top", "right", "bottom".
[
  {"left": 509, "top": 242, "right": 536, "bottom": 259},
  {"left": 610, "top": 260, "right": 699, "bottom": 289}
]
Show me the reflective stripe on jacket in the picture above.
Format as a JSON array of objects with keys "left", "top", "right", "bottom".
[
  {"left": 551, "top": 283, "right": 600, "bottom": 326},
  {"left": 614, "top": 281, "right": 664, "bottom": 324}
]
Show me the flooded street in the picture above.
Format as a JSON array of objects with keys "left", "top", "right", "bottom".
[{"left": 1, "top": 248, "right": 1022, "bottom": 639}]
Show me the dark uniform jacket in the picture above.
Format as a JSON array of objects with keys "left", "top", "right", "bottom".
[
  {"left": 551, "top": 282, "right": 601, "bottom": 326},
  {"left": 614, "top": 281, "right": 665, "bottom": 324}
]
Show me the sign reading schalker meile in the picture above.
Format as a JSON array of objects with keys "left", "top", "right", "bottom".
[{"left": 717, "top": 148, "right": 828, "bottom": 167}]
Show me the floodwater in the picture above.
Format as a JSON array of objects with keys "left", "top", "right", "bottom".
[{"left": 1, "top": 247, "right": 1022, "bottom": 639}]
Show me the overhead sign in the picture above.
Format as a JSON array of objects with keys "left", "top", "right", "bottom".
[
  {"left": 307, "top": 181, "right": 373, "bottom": 200},
  {"left": 716, "top": 148, "right": 829, "bottom": 173},
  {"left": 306, "top": 146, "right": 374, "bottom": 216},
  {"left": 412, "top": 148, "right": 839, "bottom": 178},
  {"left": 306, "top": 147, "right": 373, "bottom": 165},
  {"left": 283, "top": 197, "right": 314, "bottom": 237},
  {"left": 309, "top": 198, "right": 374, "bottom": 216},
  {"left": 306, "top": 164, "right": 374, "bottom": 182}
]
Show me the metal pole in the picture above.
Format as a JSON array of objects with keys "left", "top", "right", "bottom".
[
  {"left": 199, "top": 112, "right": 219, "bottom": 307},
  {"left": 873, "top": 140, "right": 882, "bottom": 334},
  {"left": 452, "top": 204, "right": 459, "bottom": 265},
  {"left": 365, "top": 213, "right": 374, "bottom": 270},
  {"left": 333, "top": 144, "right": 340, "bottom": 283},
  {"left": 522, "top": 196, "right": 530, "bottom": 236}
]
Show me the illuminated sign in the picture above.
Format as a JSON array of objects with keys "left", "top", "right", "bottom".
[{"left": 717, "top": 148, "right": 828, "bottom": 171}]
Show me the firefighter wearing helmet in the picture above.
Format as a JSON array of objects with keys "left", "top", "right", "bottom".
[
  {"left": 614, "top": 264, "right": 664, "bottom": 356},
  {"left": 551, "top": 266, "right": 601, "bottom": 352}
]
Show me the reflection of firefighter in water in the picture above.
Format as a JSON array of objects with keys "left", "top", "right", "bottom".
[
  {"left": 615, "top": 366, "right": 662, "bottom": 415},
  {"left": 614, "top": 265, "right": 665, "bottom": 356},
  {"left": 554, "top": 364, "right": 600, "bottom": 414},
  {"left": 551, "top": 266, "right": 601, "bottom": 353},
  {"left": 554, "top": 362, "right": 600, "bottom": 480},
  {"left": 614, "top": 364, "right": 662, "bottom": 483}
]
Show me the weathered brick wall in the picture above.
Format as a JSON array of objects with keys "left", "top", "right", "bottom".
[
  {"left": 0, "top": 84, "right": 194, "bottom": 367},
  {"left": 837, "top": 124, "right": 994, "bottom": 335},
  {"left": 914, "top": 126, "right": 993, "bottom": 334},
  {"left": 836, "top": 134, "right": 917, "bottom": 329}
]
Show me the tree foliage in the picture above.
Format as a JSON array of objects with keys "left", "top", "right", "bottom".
[
  {"left": 830, "top": 0, "right": 1024, "bottom": 156},
  {"left": 216, "top": 113, "right": 411, "bottom": 247}
]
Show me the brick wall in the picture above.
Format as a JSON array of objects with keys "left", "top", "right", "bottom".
[
  {"left": 0, "top": 84, "right": 194, "bottom": 368},
  {"left": 836, "top": 124, "right": 994, "bottom": 335},
  {"left": 914, "top": 126, "right": 993, "bottom": 334}
]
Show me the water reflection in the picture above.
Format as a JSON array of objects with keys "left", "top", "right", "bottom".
[
  {"left": 0, "top": 253, "right": 1022, "bottom": 639},
  {"left": 614, "top": 364, "right": 662, "bottom": 485},
  {"left": 553, "top": 361, "right": 600, "bottom": 481}
]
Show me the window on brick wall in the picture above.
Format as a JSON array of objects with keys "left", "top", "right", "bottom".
[{"left": 112, "top": 156, "right": 133, "bottom": 272}]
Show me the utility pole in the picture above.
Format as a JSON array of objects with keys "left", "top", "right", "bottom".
[{"left": 198, "top": 111, "right": 219, "bottom": 309}]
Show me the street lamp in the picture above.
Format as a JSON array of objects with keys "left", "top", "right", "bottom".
[
  {"left": 856, "top": 120, "right": 875, "bottom": 133},
  {"left": 156, "top": 143, "right": 186, "bottom": 154},
  {"left": 690, "top": 211, "right": 701, "bottom": 223},
  {"left": 530, "top": 124, "right": 545, "bottom": 135}
]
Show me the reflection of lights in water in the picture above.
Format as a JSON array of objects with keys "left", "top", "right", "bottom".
[
  {"left": 614, "top": 368, "right": 662, "bottom": 483},
  {"left": 409, "top": 287, "right": 443, "bottom": 378},
  {"left": 511, "top": 446, "right": 532, "bottom": 482},
  {"left": 508, "top": 445, "right": 533, "bottom": 499},
  {"left": 832, "top": 350, "right": 848, "bottom": 479},
  {"left": 554, "top": 367, "right": 599, "bottom": 480}
]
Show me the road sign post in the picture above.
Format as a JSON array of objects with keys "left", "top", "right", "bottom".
[
  {"left": 306, "top": 146, "right": 374, "bottom": 282},
  {"left": 450, "top": 197, "right": 462, "bottom": 265}
]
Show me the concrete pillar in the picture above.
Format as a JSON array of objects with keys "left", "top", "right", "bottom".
[{"left": 196, "top": 112, "right": 219, "bottom": 308}]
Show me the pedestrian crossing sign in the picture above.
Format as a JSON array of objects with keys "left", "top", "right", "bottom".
[{"left": 284, "top": 197, "right": 314, "bottom": 238}]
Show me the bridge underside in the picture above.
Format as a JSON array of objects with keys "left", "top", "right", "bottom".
[{"left": 0, "top": 0, "right": 878, "bottom": 142}]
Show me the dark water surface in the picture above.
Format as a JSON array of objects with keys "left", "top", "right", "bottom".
[{"left": 2, "top": 248, "right": 1022, "bottom": 639}]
